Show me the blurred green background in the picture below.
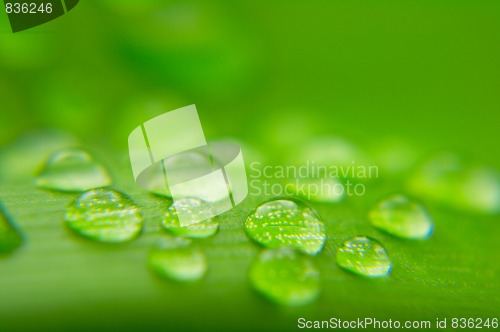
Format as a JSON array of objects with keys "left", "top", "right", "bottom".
[{"left": 0, "top": 1, "right": 499, "bottom": 331}]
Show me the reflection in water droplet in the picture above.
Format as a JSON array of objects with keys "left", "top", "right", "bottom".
[
  {"left": 148, "top": 237, "right": 207, "bottom": 282},
  {"left": 369, "top": 195, "right": 433, "bottom": 240},
  {"left": 244, "top": 199, "right": 326, "bottom": 255},
  {"left": 161, "top": 198, "right": 219, "bottom": 238},
  {"left": 249, "top": 248, "right": 320, "bottom": 306},
  {"left": 336, "top": 236, "right": 391, "bottom": 277},
  {"left": 0, "top": 204, "right": 23, "bottom": 254},
  {"left": 64, "top": 189, "right": 142, "bottom": 243},
  {"left": 409, "top": 154, "right": 500, "bottom": 214},
  {"left": 36, "top": 148, "right": 111, "bottom": 192}
]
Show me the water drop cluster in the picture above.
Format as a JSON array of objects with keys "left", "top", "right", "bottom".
[{"left": 4, "top": 132, "right": 498, "bottom": 310}]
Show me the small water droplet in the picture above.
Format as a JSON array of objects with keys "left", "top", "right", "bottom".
[
  {"left": 0, "top": 130, "right": 78, "bottom": 182},
  {"left": 0, "top": 204, "right": 23, "bottom": 254},
  {"left": 36, "top": 148, "right": 111, "bottom": 192},
  {"left": 409, "top": 154, "right": 500, "bottom": 214},
  {"left": 369, "top": 195, "right": 433, "bottom": 240},
  {"left": 249, "top": 248, "right": 320, "bottom": 306},
  {"left": 64, "top": 189, "right": 142, "bottom": 243},
  {"left": 244, "top": 199, "right": 326, "bottom": 255},
  {"left": 161, "top": 198, "right": 219, "bottom": 238},
  {"left": 148, "top": 237, "right": 207, "bottom": 282},
  {"left": 336, "top": 236, "right": 391, "bottom": 277},
  {"left": 289, "top": 177, "right": 345, "bottom": 203}
]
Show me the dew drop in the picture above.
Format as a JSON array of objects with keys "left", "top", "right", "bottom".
[
  {"left": 0, "top": 204, "right": 23, "bottom": 254},
  {"left": 0, "top": 130, "right": 78, "bottom": 182},
  {"left": 64, "top": 189, "right": 142, "bottom": 243},
  {"left": 369, "top": 195, "right": 433, "bottom": 240},
  {"left": 336, "top": 236, "right": 391, "bottom": 277},
  {"left": 249, "top": 248, "right": 320, "bottom": 306},
  {"left": 244, "top": 199, "right": 326, "bottom": 255},
  {"left": 36, "top": 148, "right": 111, "bottom": 192},
  {"left": 161, "top": 198, "right": 219, "bottom": 239},
  {"left": 148, "top": 237, "right": 208, "bottom": 282}
]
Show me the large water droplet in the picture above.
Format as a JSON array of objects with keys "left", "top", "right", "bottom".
[
  {"left": 148, "top": 237, "right": 207, "bottom": 282},
  {"left": 369, "top": 195, "right": 433, "bottom": 240},
  {"left": 409, "top": 154, "right": 500, "bottom": 214},
  {"left": 244, "top": 199, "right": 326, "bottom": 255},
  {"left": 64, "top": 189, "right": 142, "bottom": 243},
  {"left": 36, "top": 148, "right": 111, "bottom": 192},
  {"left": 161, "top": 198, "right": 219, "bottom": 239},
  {"left": 289, "top": 177, "right": 345, "bottom": 203},
  {"left": 0, "top": 204, "right": 23, "bottom": 254},
  {"left": 249, "top": 248, "right": 320, "bottom": 306},
  {"left": 336, "top": 236, "right": 391, "bottom": 277}
]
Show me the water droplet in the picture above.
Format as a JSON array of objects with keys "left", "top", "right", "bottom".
[
  {"left": 461, "top": 168, "right": 500, "bottom": 214},
  {"left": 36, "top": 148, "right": 112, "bottom": 192},
  {"left": 0, "top": 130, "right": 78, "bottom": 182},
  {"left": 369, "top": 195, "right": 433, "bottom": 240},
  {"left": 244, "top": 199, "right": 326, "bottom": 255},
  {"left": 0, "top": 205, "right": 23, "bottom": 254},
  {"left": 249, "top": 248, "right": 320, "bottom": 306},
  {"left": 64, "top": 189, "right": 142, "bottom": 243},
  {"left": 289, "top": 177, "right": 345, "bottom": 203},
  {"left": 148, "top": 237, "right": 207, "bottom": 282},
  {"left": 409, "top": 154, "right": 500, "bottom": 214},
  {"left": 336, "top": 236, "right": 391, "bottom": 277},
  {"left": 161, "top": 198, "right": 219, "bottom": 238}
]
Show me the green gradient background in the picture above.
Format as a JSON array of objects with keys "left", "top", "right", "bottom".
[{"left": 0, "top": 1, "right": 499, "bottom": 331}]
